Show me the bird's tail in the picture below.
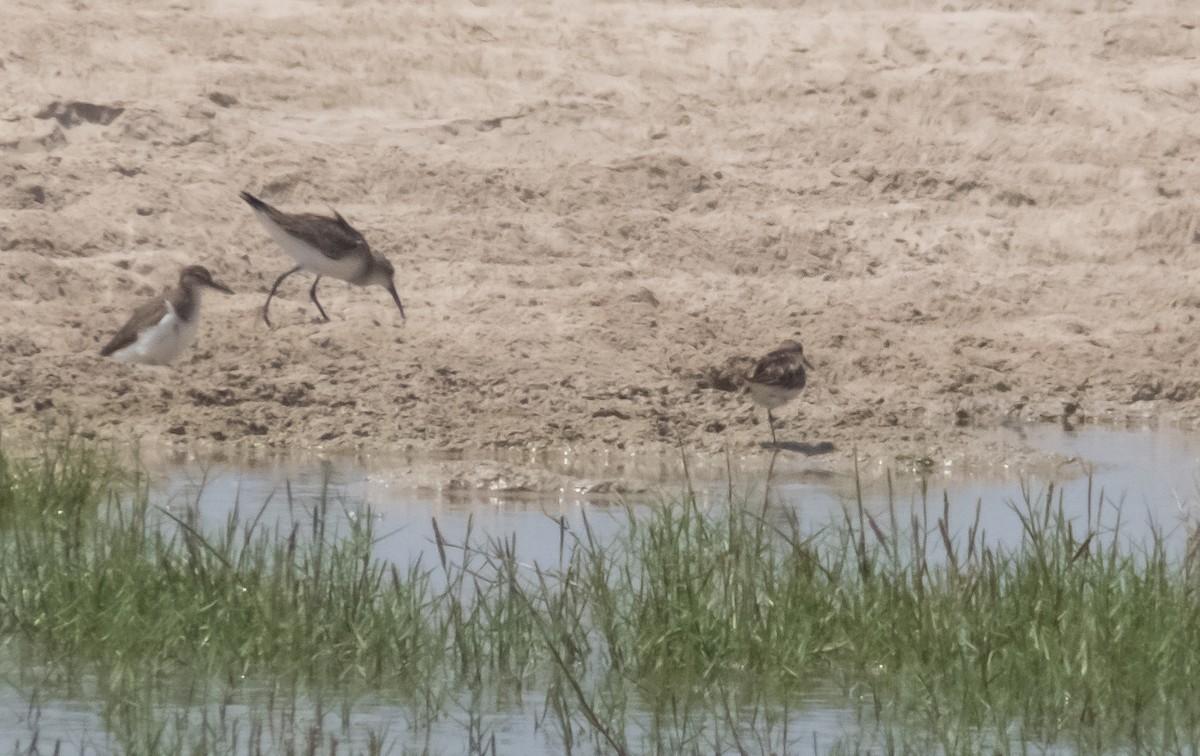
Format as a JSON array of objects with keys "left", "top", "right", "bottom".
[{"left": 239, "top": 191, "right": 270, "bottom": 212}]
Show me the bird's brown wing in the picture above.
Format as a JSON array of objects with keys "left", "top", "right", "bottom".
[
  {"left": 240, "top": 190, "right": 367, "bottom": 260},
  {"left": 100, "top": 297, "right": 168, "bottom": 356},
  {"left": 267, "top": 208, "right": 365, "bottom": 260},
  {"left": 748, "top": 349, "right": 807, "bottom": 390}
]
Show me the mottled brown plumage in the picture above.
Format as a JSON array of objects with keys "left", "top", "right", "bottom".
[
  {"left": 240, "top": 191, "right": 367, "bottom": 261},
  {"left": 747, "top": 339, "right": 813, "bottom": 445}
]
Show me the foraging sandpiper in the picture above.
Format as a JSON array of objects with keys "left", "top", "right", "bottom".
[
  {"left": 746, "top": 339, "right": 813, "bottom": 445},
  {"left": 239, "top": 191, "right": 405, "bottom": 327},
  {"left": 100, "top": 265, "right": 233, "bottom": 365}
]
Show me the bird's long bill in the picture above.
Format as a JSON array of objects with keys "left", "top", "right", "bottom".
[
  {"left": 388, "top": 285, "right": 406, "bottom": 320},
  {"left": 209, "top": 281, "right": 234, "bottom": 295},
  {"left": 802, "top": 354, "right": 814, "bottom": 370}
]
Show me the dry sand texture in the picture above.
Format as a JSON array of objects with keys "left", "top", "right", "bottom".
[{"left": 3, "top": 0, "right": 1200, "bottom": 468}]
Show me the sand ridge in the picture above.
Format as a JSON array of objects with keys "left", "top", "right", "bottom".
[{"left": 3, "top": 0, "right": 1200, "bottom": 467}]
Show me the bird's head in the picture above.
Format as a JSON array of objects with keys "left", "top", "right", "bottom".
[
  {"left": 777, "top": 339, "right": 813, "bottom": 370},
  {"left": 367, "top": 257, "right": 406, "bottom": 320},
  {"left": 180, "top": 265, "right": 233, "bottom": 295}
]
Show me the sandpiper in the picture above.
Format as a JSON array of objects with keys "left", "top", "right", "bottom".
[
  {"left": 746, "top": 339, "right": 813, "bottom": 445},
  {"left": 239, "top": 191, "right": 405, "bottom": 327},
  {"left": 100, "top": 265, "right": 233, "bottom": 365}
]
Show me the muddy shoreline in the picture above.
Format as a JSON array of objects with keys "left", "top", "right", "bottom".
[{"left": 4, "top": 1, "right": 1200, "bottom": 472}]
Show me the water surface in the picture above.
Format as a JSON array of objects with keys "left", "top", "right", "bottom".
[
  {"left": 161, "top": 423, "right": 1200, "bottom": 567},
  {"left": 6, "top": 424, "right": 1200, "bottom": 754}
]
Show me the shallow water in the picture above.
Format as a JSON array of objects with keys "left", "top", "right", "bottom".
[
  {"left": 157, "top": 423, "right": 1200, "bottom": 569},
  {"left": 6, "top": 424, "right": 1200, "bottom": 754},
  {"left": 789, "top": 424, "right": 1200, "bottom": 559}
]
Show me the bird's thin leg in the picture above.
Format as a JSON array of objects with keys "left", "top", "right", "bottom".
[
  {"left": 308, "top": 276, "right": 330, "bottom": 322},
  {"left": 264, "top": 266, "right": 303, "bottom": 328},
  {"left": 768, "top": 409, "right": 778, "bottom": 447}
]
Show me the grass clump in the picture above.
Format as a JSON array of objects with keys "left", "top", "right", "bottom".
[
  {"left": 0, "top": 430, "right": 120, "bottom": 523},
  {"left": 3, "top": 432, "right": 1200, "bottom": 753},
  {"left": 2, "top": 474, "right": 437, "bottom": 693},
  {"left": 833, "top": 483, "right": 1200, "bottom": 754}
]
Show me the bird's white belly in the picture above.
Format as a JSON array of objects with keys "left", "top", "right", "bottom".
[
  {"left": 259, "top": 216, "right": 365, "bottom": 282},
  {"left": 112, "top": 308, "right": 198, "bottom": 366},
  {"left": 749, "top": 382, "right": 801, "bottom": 410}
]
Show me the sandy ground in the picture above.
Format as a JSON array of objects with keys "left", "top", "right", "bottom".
[{"left": 4, "top": 0, "right": 1200, "bottom": 476}]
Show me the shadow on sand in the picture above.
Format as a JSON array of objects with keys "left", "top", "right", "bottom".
[{"left": 760, "top": 440, "right": 836, "bottom": 456}]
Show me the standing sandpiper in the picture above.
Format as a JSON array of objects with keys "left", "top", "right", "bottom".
[
  {"left": 746, "top": 339, "right": 813, "bottom": 445},
  {"left": 239, "top": 191, "right": 405, "bottom": 327},
  {"left": 100, "top": 265, "right": 233, "bottom": 365}
]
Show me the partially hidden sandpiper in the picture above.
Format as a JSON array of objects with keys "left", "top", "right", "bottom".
[
  {"left": 100, "top": 265, "right": 233, "bottom": 365},
  {"left": 239, "top": 191, "right": 405, "bottom": 327},
  {"left": 746, "top": 339, "right": 813, "bottom": 445}
]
